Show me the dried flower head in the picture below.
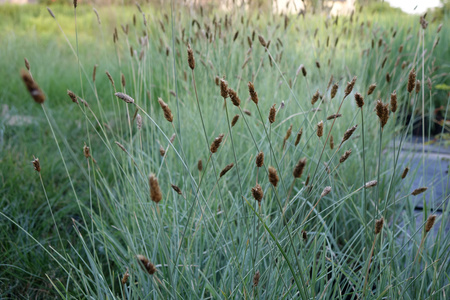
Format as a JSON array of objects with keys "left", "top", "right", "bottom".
[
  {"left": 210, "top": 134, "right": 224, "bottom": 154},
  {"left": 220, "top": 79, "right": 229, "bottom": 98},
  {"left": 92, "top": 64, "right": 97, "bottom": 82},
  {"left": 231, "top": 114, "right": 239, "bottom": 127},
  {"left": 311, "top": 90, "right": 320, "bottom": 105},
  {"left": 300, "top": 64, "right": 307, "bottom": 77},
  {"left": 136, "top": 113, "right": 142, "bottom": 129},
  {"left": 365, "top": 180, "right": 377, "bottom": 188},
  {"left": 407, "top": 68, "right": 416, "bottom": 93},
  {"left": 83, "top": 144, "right": 90, "bottom": 158},
  {"left": 367, "top": 83, "right": 377, "bottom": 95},
  {"left": 251, "top": 183, "right": 263, "bottom": 204},
  {"left": 344, "top": 76, "right": 357, "bottom": 97},
  {"left": 375, "top": 100, "right": 390, "bottom": 129},
  {"left": 302, "top": 230, "right": 308, "bottom": 242},
  {"left": 386, "top": 72, "right": 391, "bottom": 83},
  {"left": 295, "top": 128, "right": 303, "bottom": 146},
  {"left": 326, "top": 113, "right": 342, "bottom": 120},
  {"left": 105, "top": 71, "right": 115, "bottom": 87},
  {"left": 121, "top": 268, "right": 129, "bottom": 285},
  {"left": 401, "top": 167, "right": 409, "bottom": 179},
  {"left": 321, "top": 186, "right": 332, "bottom": 197},
  {"left": 171, "top": 184, "right": 182, "bottom": 195},
  {"left": 375, "top": 217, "right": 384, "bottom": 234},
  {"left": 159, "top": 146, "right": 165, "bottom": 157},
  {"left": 24, "top": 58, "right": 30, "bottom": 71},
  {"left": 253, "top": 270, "right": 260, "bottom": 287},
  {"left": 268, "top": 166, "right": 279, "bottom": 187},
  {"left": 115, "top": 92, "right": 134, "bottom": 104},
  {"left": 137, "top": 255, "right": 156, "bottom": 274},
  {"left": 419, "top": 15, "right": 428, "bottom": 30},
  {"left": 187, "top": 44, "right": 195, "bottom": 70},
  {"left": 227, "top": 88, "right": 241, "bottom": 107},
  {"left": 149, "top": 173, "right": 163, "bottom": 203},
  {"left": 243, "top": 109, "right": 251, "bottom": 116},
  {"left": 198, "top": 159, "right": 203, "bottom": 172},
  {"left": 390, "top": 91, "right": 398, "bottom": 113},
  {"left": 412, "top": 187, "right": 427, "bottom": 196},
  {"left": 67, "top": 90, "right": 78, "bottom": 104},
  {"left": 20, "top": 70, "right": 45, "bottom": 104},
  {"left": 115, "top": 141, "right": 128, "bottom": 153},
  {"left": 331, "top": 82, "right": 339, "bottom": 99},
  {"left": 415, "top": 80, "right": 421, "bottom": 94},
  {"left": 47, "top": 7, "right": 55, "bottom": 18},
  {"left": 340, "top": 125, "right": 358, "bottom": 146},
  {"left": 158, "top": 97, "right": 173, "bottom": 122},
  {"left": 219, "top": 163, "right": 234, "bottom": 178},
  {"left": 339, "top": 149, "right": 352, "bottom": 163},
  {"left": 293, "top": 158, "right": 307, "bottom": 178},
  {"left": 268, "top": 104, "right": 277, "bottom": 123},
  {"left": 317, "top": 121, "right": 324, "bottom": 138},
  {"left": 425, "top": 215, "right": 436, "bottom": 232},
  {"left": 354, "top": 93, "right": 364, "bottom": 108},
  {"left": 256, "top": 152, "right": 264, "bottom": 167},
  {"left": 258, "top": 35, "right": 267, "bottom": 47},
  {"left": 248, "top": 82, "right": 258, "bottom": 105},
  {"left": 32, "top": 156, "right": 41, "bottom": 172},
  {"left": 330, "top": 135, "right": 334, "bottom": 149}
]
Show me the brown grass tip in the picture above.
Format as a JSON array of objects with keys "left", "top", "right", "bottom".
[
  {"left": 326, "top": 113, "right": 342, "bottom": 120},
  {"left": 354, "top": 93, "right": 364, "bottom": 108},
  {"left": 253, "top": 270, "right": 260, "bottom": 287},
  {"left": 401, "top": 167, "right": 409, "bottom": 179},
  {"left": 268, "top": 166, "right": 279, "bottom": 187},
  {"left": 83, "top": 144, "right": 90, "bottom": 159},
  {"left": 294, "top": 128, "right": 303, "bottom": 146},
  {"left": 317, "top": 121, "right": 324, "bottom": 138},
  {"left": 425, "top": 214, "right": 436, "bottom": 232},
  {"left": 415, "top": 80, "right": 421, "bottom": 94},
  {"left": 340, "top": 125, "right": 358, "bottom": 145},
  {"left": 47, "top": 7, "right": 55, "bottom": 18},
  {"left": 258, "top": 35, "right": 267, "bottom": 48},
  {"left": 375, "top": 217, "right": 384, "bottom": 234},
  {"left": 251, "top": 183, "right": 263, "bottom": 203},
  {"left": 115, "top": 92, "right": 134, "bottom": 104},
  {"left": 137, "top": 255, "right": 156, "bottom": 275},
  {"left": 407, "top": 68, "right": 416, "bottom": 93},
  {"left": 367, "top": 83, "right": 377, "bottom": 95},
  {"left": 219, "top": 163, "right": 234, "bottom": 178},
  {"left": 105, "top": 71, "right": 115, "bottom": 87},
  {"left": 231, "top": 114, "right": 240, "bottom": 127},
  {"left": 375, "top": 100, "right": 389, "bottom": 129},
  {"left": 187, "top": 44, "right": 195, "bottom": 70},
  {"left": 390, "top": 91, "right": 398, "bottom": 113},
  {"left": 197, "top": 159, "right": 203, "bottom": 172},
  {"left": 331, "top": 82, "right": 339, "bottom": 99},
  {"left": 136, "top": 113, "right": 143, "bottom": 130},
  {"left": 268, "top": 104, "right": 277, "bottom": 124},
  {"left": 171, "top": 184, "right": 182, "bottom": 195},
  {"left": 330, "top": 135, "right": 334, "bottom": 150},
  {"left": 311, "top": 90, "right": 320, "bottom": 105},
  {"left": 321, "top": 186, "right": 332, "bottom": 197},
  {"left": 293, "top": 157, "right": 307, "bottom": 178},
  {"left": 302, "top": 230, "right": 308, "bottom": 242},
  {"left": 32, "top": 156, "right": 41, "bottom": 172},
  {"left": 220, "top": 79, "right": 229, "bottom": 98},
  {"left": 20, "top": 70, "right": 45, "bottom": 104},
  {"left": 67, "top": 90, "right": 78, "bottom": 104},
  {"left": 344, "top": 76, "right": 357, "bottom": 97},
  {"left": 121, "top": 268, "right": 129, "bottom": 285},
  {"left": 256, "top": 151, "right": 264, "bottom": 168},
  {"left": 339, "top": 149, "right": 352, "bottom": 163},
  {"left": 210, "top": 134, "right": 225, "bottom": 154},
  {"left": 227, "top": 88, "right": 241, "bottom": 107},
  {"left": 300, "top": 64, "right": 307, "bottom": 77},
  {"left": 248, "top": 82, "right": 259, "bottom": 105},
  {"left": 365, "top": 180, "right": 377, "bottom": 188},
  {"left": 24, "top": 58, "right": 30, "bottom": 71},
  {"left": 158, "top": 97, "right": 173, "bottom": 122},
  {"left": 159, "top": 146, "right": 165, "bottom": 157},
  {"left": 411, "top": 187, "right": 427, "bottom": 196},
  {"left": 149, "top": 173, "right": 163, "bottom": 203}
]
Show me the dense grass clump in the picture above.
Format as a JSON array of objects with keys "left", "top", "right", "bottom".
[{"left": 0, "top": 1, "right": 449, "bottom": 298}]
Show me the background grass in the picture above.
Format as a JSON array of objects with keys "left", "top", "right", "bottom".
[{"left": 0, "top": 1, "right": 449, "bottom": 298}]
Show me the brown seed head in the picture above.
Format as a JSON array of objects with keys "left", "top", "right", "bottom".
[
  {"left": 231, "top": 114, "right": 240, "bottom": 127},
  {"left": 321, "top": 186, "right": 332, "bottom": 197},
  {"left": 327, "top": 75, "right": 334, "bottom": 91},
  {"left": 330, "top": 135, "right": 334, "bottom": 149},
  {"left": 390, "top": 91, "right": 398, "bottom": 113},
  {"left": 219, "top": 163, "right": 234, "bottom": 178},
  {"left": 32, "top": 157, "right": 41, "bottom": 172},
  {"left": 375, "top": 100, "right": 390, "bottom": 129},
  {"left": 339, "top": 149, "right": 352, "bottom": 163},
  {"left": 283, "top": 125, "right": 293, "bottom": 147},
  {"left": 258, "top": 35, "right": 267, "bottom": 47},
  {"left": 365, "top": 180, "right": 377, "bottom": 188},
  {"left": 268, "top": 104, "right": 277, "bottom": 123},
  {"left": 300, "top": 64, "right": 307, "bottom": 77},
  {"left": 367, "top": 83, "right": 377, "bottom": 95},
  {"left": 401, "top": 167, "right": 409, "bottom": 179},
  {"left": 344, "top": 76, "right": 357, "bottom": 97},
  {"left": 425, "top": 215, "right": 436, "bottom": 232},
  {"left": 149, "top": 173, "right": 163, "bottom": 203},
  {"left": 386, "top": 72, "right": 391, "bottom": 83},
  {"left": 220, "top": 79, "right": 229, "bottom": 98},
  {"left": 311, "top": 90, "right": 320, "bottom": 105},
  {"left": 20, "top": 70, "right": 45, "bottom": 104},
  {"left": 248, "top": 81, "right": 259, "bottom": 105},
  {"left": 227, "top": 88, "right": 241, "bottom": 107},
  {"left": 73, "top": 0, "right": 77, "bottom": 8},
  {"left": 302, "top": 230, "right": 308, "bottom": 242},
  {"left": 375, "top": 217, "right": 384, "bottom": 234},
  {"left": 137, "top": 255, "right": 156, "bottom": 275},
  {"left": 293, "top": 158, "right": 307, "bottom": 178},
  {"left": 24, "top": 58, "right": 30, "bottom": 71},
  {"left": 115, "top": 92, "right": 134, "bottom": 104},
  {"left": 92, "top": 64, "right": 97, "bottom": 82},
  {"left": 354, "top": 93, "right": 364, "bottom": 108},
  {"left": 136, "top": 114, "right": 142, "bottom": 129},
  {"left": 198, "top": 159, "right": 203, "bottom": 172},
  {"left": 121, "top": 73, "right": 126, "bottom": 88},
  {"left": 317, "top": 121, "right": 324, "bottom": 138},
  {"left": 412, "top": 187, "right": 427, "bottom": 196},
  {"left": 67, "top": 90, "right": 78, "bottom": 104},
  {"left": 419, "top": 15, "right": 428, "bottom": 30},
  {"left": 256, "top": 152, "right": 264, "bottom": 168},
  {"left": 295, "top": 128, "right": 303, "bottom": 146},
  {"left": 305, "top": 174, "right": 310, "bottom": 186},
  {"left": 106, "top": 71, "right": 115, "bottom": 87},
  {"left": 268, "top": 166, "right": 279, "bottom": 187},
  {"left": 47, "top": 7, "right": 55, "bottom": 18},
  {"left": 121, "top": 268, "right": 129, "bottom": 285},
  {"left": 251, "top": 183, "right": 263, "bottom": 203},
  {"left": 83, "top": 144, "right": 90, "bottom": 158},
  {"left": 340, "top": 125, "right": 358, "bottom": 145},
  {"left": 158, "top": 97, "right": 173, "bottom": 122},
  {"left": 331, "top": 82, "right": 339, "bottom": 99},
  {"left": 243, "top": 109, "right": 251, "bottom": 116},
  {"left": 253, "top": 270, "right": 260, "bottom": 287},
  {"left": 415, "top": 80, "right": 421, "bottom": 94},
  {"left": 326, "top": 113, "right": 342, "bottom": 120},
  {"left": 171, "top": 184, "right": 182, "bottom": 195},
  {"left": 407, "top": 68, "right": 416, "bottom": 93},
  {"left": 316, "top": 61, "right": 320, "bottom": 69},
  {"left": 115, "top": 141, "right": 128, "bottom": 153},
  {"left": 159, "top": 146, "right": 165, "bottom": 157},
  {"left": 210, "top": 134, "right": 224, "bottom": 154},
  {"left": 187, "top": 44, "right": 195, "bottom": 70}
]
